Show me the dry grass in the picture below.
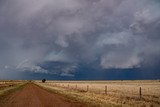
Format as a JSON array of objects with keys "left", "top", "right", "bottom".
[
  {"left": 0, "top": 80, "right": 24, "bottom": 89},
  {"left": 35, "top": 80, "right": 160, "bottom": 107},
  {"left": 0, "top": 80, "right": 27, "bottom": 95},
  {"left": 0, "top": 80, "right": 27, "bottom": 106}
]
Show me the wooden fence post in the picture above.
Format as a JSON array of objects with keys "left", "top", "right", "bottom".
[
  {"left": 105, "top": 86, "right": 107, "bottom": 95},
  {"left": 75, "top": 84, "right": 77, "bottom": 90},
  {"left": 87, "top": 85, "right": 89, "bottom": 92},
  {"left": 139, "top": 87, "right": 142, "bottom": 99}
]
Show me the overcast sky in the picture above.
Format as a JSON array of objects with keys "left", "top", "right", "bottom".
[{"left": 0, "top": 0, "right": 160, "bottom": 79}]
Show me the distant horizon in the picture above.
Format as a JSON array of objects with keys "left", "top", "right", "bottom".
[{"left": 0, "top": 79, "right": 160, "bottom": 80}]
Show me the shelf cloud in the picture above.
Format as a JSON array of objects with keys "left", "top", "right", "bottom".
[{"left": 0, "top": 0, "right": 160, "bottom": 79}]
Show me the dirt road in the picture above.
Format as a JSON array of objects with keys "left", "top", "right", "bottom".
[{"left": 0, "top": 83, "right": 87, "bottom": 107}]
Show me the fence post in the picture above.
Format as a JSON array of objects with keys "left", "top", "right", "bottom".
[
  {"left": 87, "top": 85, "right": 89, "bottom": 92},
  {"left": 139, "top": 87, "right": 142, "bottom": 99},
  {"left": 68, "top": 84, "right": 69, "bottom": 88},
  {"left": 105, "top": 86, "right": 107, "bottom": 95},
  {"left": 75, "top": 84, "right": 77, "bottom": 90}
]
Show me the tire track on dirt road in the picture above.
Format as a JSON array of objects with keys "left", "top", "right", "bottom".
[{"left": 0, "top": 83, "right": 87, "bottom": 107}]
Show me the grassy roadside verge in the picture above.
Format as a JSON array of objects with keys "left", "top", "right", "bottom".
[
  {"left": 0, "top": 82, "right": 27, "bottom": 105},
  {"left": 35, "top": 82, "right": 123, "bottom": 107}
]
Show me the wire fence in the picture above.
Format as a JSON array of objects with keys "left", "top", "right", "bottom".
[{"left": 38, "top": 81, "right": 160, "bottom": 101}]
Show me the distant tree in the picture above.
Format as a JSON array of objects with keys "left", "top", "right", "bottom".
[
  {"left": 42, "top": 79, "right": 46, "bottom": 83},
  {"left": 28, "top": 80, "right": 32, "bottom": 82}
]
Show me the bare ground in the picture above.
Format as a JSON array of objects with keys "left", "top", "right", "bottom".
[{"left": 0, "top": 83, "right": 87, "bottom": 107}]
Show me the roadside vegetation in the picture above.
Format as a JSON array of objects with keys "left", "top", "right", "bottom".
[
  {"left": 0, "top": 80, "right": 27, "bottom": 105},
  {"left": 35, "top": 80, "right": 160, "bottom": 107}
]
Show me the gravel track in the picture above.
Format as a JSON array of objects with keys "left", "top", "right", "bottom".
[{"left": 0, "top": 83, "right": 86, "bottom": 107}]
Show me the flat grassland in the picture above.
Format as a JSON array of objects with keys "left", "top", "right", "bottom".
[
  {"left": 0, "top": 80, "right": 24, "bottom": 89},
  {"left": 36, "top": 80, "right": 160, "bottom": 107},
  {"left": 0, "top": 80, "right": 25, "bottom": 97}
]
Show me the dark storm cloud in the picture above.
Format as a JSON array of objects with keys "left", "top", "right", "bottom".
[{"left": 0, "top": 0, "right": 160, "bottom": 78}]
